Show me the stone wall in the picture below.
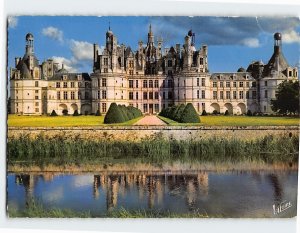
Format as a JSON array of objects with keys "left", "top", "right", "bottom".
[{"left": 7, "top": 126, "right": 299, "bottom": 141}]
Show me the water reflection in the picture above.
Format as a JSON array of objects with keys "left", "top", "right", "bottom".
[{"left": 9, "top": 170, "right": 297, "bottom": 218}]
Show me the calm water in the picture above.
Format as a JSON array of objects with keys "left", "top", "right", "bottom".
[{"left": 7, "top": 170, "right": 298, "bottom": 217}]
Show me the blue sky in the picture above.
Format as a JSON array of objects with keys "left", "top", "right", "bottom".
[{"left": 7, "top": 16, "right": 300, "bottom": 74}]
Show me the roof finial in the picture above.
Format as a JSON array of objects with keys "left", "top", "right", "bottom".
[
  {"left": 109, "top": 21, "right": 111, "bottom": 31},
  {"left": 149, "top": 24, "right": 152, "bottom": 33}
]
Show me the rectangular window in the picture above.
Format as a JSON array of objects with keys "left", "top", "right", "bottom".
[
  {"left": 102, "top": 78, "right": 107, "bottom": 87},
  {"left": 168, "top": 60, "right": 172, "bottom": 67},
  {"left": 104, "top": 58, "right": 108, "bottom": 65},
  {"left": 155, "top": 104, "right": 159, "bottom": 113},
  {"left": 143, "top": 80, "right": 148, "bottom": 88},
  {"left": 136, "top": 92, "right": 139, "bottom": 100},
  {"left": 63, "top": 82, "right": 67, "bottom": 88},
  {"left": 213, "top": 91, "right": 217, "bottom": 99},
  {"left": 98, "top": 79, "right": 100, "bottom": 87},
  {"left": 201, "top": 90, "right": 205, "bottom": 99},
  {"left": 239, "top": 91, "right": 244, "bottom": 99},
  {"left": 136, "top": 80, "right": 139, "bottom": 88},
  {"left": 71, "top": 91, "right": 75, "bottom": 100},
  {"left": 78, "top": 82, "right": 82, "bottom": 87},
  {"left": 155, "top": 92, "right": 159, "bottom": 99},
  {"left": 129, "top": 80, "right": 134, "bottom": 88},
  {"left": 85, "top": 92, "right": 89, "bottom": 99},
  {"left": 35, "top": 108, "right": 39, "bottom": 112},
  {"left": 71, "top": 82, "right": 75, "bottom": 88},
  {"left": 35, "top": 102, "right": 39, "bottom": 106},
  {"left": 200, "top": 57, "right": 204, "bottom": 65},
  {"left": 226, "top": 81, "right": 230, "bottom": 87},
  {"left": 239, "top": 82, "right": 244, "bottom": 87},
  {"left": 246, "top": 82, "right": 250, "bottom": 87},
  {"left": 143, "top": 104, "right": 148, "bottom": 113},
  {"left": 252, "top": 82, "right": 256, "bottom": 87},
  {"left": 104, "top": 68, "right": 108, "bottom": 73},
  {"left": 57, "top": 91, "right": 60, "bottom": 100},
  {"left": 168, "top": 91, "right": 173, "bottom": 99},
  {"left": 143, "top": 92, "right": 147, "bottom": 100},
  {"left": 97, "top": 90, "right": 100, "bottom": 99},
  {"left": 233, "top": 82, "right": 237, "bottom": 87},
  {"left": 149, "top": 80, "right": 153, "bottom": 88},
  {"left": 226, "top": 91, "right": 230, "bottom": 99},
  {"left": 233, "top": 91, "right": 237, "bottom": 99},
  {"left": 252, "top": 91, "right": 256, "bottom": 99},
  {"left": 102, "top": 103, "right": 107, "bottom": 112},
  {"left": 35, "top": 90, "right": 39, "bottom": 93},
  {"left": 265, "top": 81, "right": 268, "bottom": 86},
  {"left": 265, "top": 90, "right": 268, "bottom": 98},
  {"left": 63, "top": 91, "right": 68, "bottom": 100},
  {"left": 201, "top": 78, "right": 205, "bottom": 86},
  {"left": 102, "top": 90, "right": 107, "bottom": 99},
  {"left": 220, "top": 82, "right": 224, "bottom": 88},
  {"left": 246, "top": 91, "right": 249, "bottom": 99},
  {"left": 78, "top": 91, "right": 81, "bottom": 99},
  {"left": 162, "top": 80, "right": 165, "bottom": 88},
  {"left": 154, "top": 80, "right": 159, "bottom": 88},
  {"left": 56, "top": 82, "right": 60, "bottom": 88},
  {"left": 220, "top": 91, "right": 224, "bottom": 99},
  {"left": 197, "top": 90, "right": 200, "bottom": 99},
  {"left": 163, "top": 92, "right": 165, "bottom": 99},
  {"left": 202, "top": 103, "right": 205, "bottom": 110},
  {"left": 129, "top": 92, "right": 134, "bottom": 100},
  {"left": 213, "top": 81, "right": 217, "bottom": 87},
  {"left": 35, "top": 96, "right": 39, "bottom": 100},
  {"left": 129, "top": 60, "right": 134, "bottom": 68},
  {"left": 197, "top": 78, "right": 200, "bottom": 87},
  {"left": 35, "top": 81, "right": 39, "bottom": 87},
  {"left": 149, "top": 92, "right": 153, "bottom": 99},
  {"left": 168, "top": 79, "right": 173, "bottom": 88}
]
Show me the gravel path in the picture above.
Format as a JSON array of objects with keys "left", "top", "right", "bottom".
[{"left": 134, "top": 115, "right": 167, "bottom": 126}]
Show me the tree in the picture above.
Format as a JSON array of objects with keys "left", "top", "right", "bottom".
[
  {"left": 180, "top": 103, "right": 200, "bottom": 123},
  {"left": 95, "top": 110, "right": 101, "bottom": 116},
  {"left": 104, "top": 103, "right": 125, "bottom": 124},
  {"left": 50, "top": 110, "right": 57, "bottom": 116},
  {"left": 73, "top": 110, "right": 79, "bottom": 116},
  {"left": 246, "top": 110, "right": 253, "bottom": 116},
  {"left": 224, "top": 110, "right": 229, "bottom": 116},
  {"left": 62, "top": 109, "right": 68, "bottom": 115},
  {"left": 201, "top": 110, "right": 207, "bottom": 116},
  {"left": 271, "top": 80, "right": 299, "bottom": 115},
  {"left": 174, "top": 104, "right": 186, "bottom": 122}
]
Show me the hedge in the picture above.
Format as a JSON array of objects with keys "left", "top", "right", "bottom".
[
  {"left": 104, "top": 103, "right": 142, "bottom": 124},
  {"left": 159, "top": 103, "right": 200, "bottom": 123}
]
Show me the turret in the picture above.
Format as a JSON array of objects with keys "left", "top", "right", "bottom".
[
  {"left": 274, "top": 32, "right": 282, "bottom": 55},
  {"left": 147, "top": 24, "right": 154, "bottom": 45},
  {"left": 25, "top": 33, "right": 34, "bottom": 55}
]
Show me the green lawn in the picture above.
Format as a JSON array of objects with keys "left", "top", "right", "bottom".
[
  {"left": 7, "top": 115, "right": 143, "bottom": 127},
  {"left": 7, "top": 114, "right": 299, "bottom": 127},
  {"left": 159, "top": 115, "right": 299, "bottom": 126}
]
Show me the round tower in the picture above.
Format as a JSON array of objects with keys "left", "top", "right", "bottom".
[{"left": 25, "top": 33, "right": 34, "bottom": 54}]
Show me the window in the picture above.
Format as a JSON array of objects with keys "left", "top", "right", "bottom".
[
  {"left": 104, "top": 68, "right": 108, "bottom": 73},
  {"left": 154, "top": 80, "right": 159, "bottom": 88},
  {"left": 168, "top": 79, "right": 173, "bottom": 88},
  {"left": 35, "top": 96, "right": 39, "bottom": 100},
  {"left": 201, "top": 90, "right": 205, "bottom": 99},
  {"left": 136, "top": 92, "right": 139, "bottom": 100},
  {"left": 85, "top": 82, "right": 89, "bottom": 88},
  {"left": 78, "top": 82, "right": 82, "bottom": 87},
  {"left": 197, "top": 78, "right": 200, "bottom": 87},
  {"left": 162, "top": 80, "right": 165, "bottom": 88},
  {"left": 56, "top": 82, "right": 60, "bottom": 88},
  {"left": 71, "top": 91, "right": 75, "bottom": 100},
  {"left": 226, "top": 81, "right": 230, "bottom": 87},
  {"left": 289, "top": 71, "right": 293, "bottom": 77},
  {"left": 220, "top": 82, "right": 224, "bottom": 88},
  {"left": 163, "top": 92, "right": 165, "bottom": 99},
  {"left": 265, "top": 81, "right": 268, "bottom": 86},
  {"left": 35, "top": 102, "right": 39, "bottom": 106},
  {"left": 35, "top": 108, "right": 39, "bottom": 112},
  {"left": 129, "top": 92, "right": 134, "bottom": 100},
  {"left": 35, "top": 81, "right": 38, "bottom": 87},
  {"left": 129, "top": 60, "right": 134, "bottom": 68},
  {"left": 102, "top": 90, "right": 107, "bottom": 99},
  {"left": 239, "top": 91, "right": 244, "bottom": 99},
  {"left": 143, "top": 104, "right": 148, "bottom": 113},
  {"left": 233, "top": 91, "right": 237, "bottom": 99},
  {"left": 246, "top": 82, "right": 250, "bottom": 87},
  {"left": 149, "top": 80, "right": 153, "bottom": 88},
  {"left": 155, "top": 92, "right": 159, "bottom": 99},
  {"left": 155, "top": 104, "right": 159, "bottom": 113},
  {"left": 239, "top": 82, "right": 244, "bottom": 87},
  {"left": 226, "top": 91, "right": 230, "bottom": 99},
  {"left": 62, "top": 82, "right": 67, "bottom": 88},
  {"left": 57, "top": 92, "right": 60, "bottom": 100},
  {"left": 102, "top": 103, "right": 107, "bottom": 112},
  {"left": 200, "top": 57, "right": 204, "bottom": 65},
  {"left": 246, "top": 91, "right": 249, "bottom": 99},
  {"left": 213, "top": 81, "right": 217, "bottom": 87},
  {"left": 213, "top": 91, "right": 217, "bottom": 99},
  {"left": 63, "top": 91, "right": 68, "bottom": 100},
  {"left": 233, "top": 82, "right": 237, "bottom": 87},
  {"left": 129, "top": 80, "right": 134, "bottom": 88},
  {"left": 197, "top": 90, "right": 200, "bottom": 99},
  {"left": 220, "top": 91, "right": 224, "bottom": 99},
  {"left": 136, "top": 80, "right": 139, "bottom": 88},
  {"left": 97, "top": 91, "right": 100, "bottom": 99},
  {"left": 201, "top": 78, "right": 205, "bottom": 86},
  {"left": 252, "top": 82, "right": 256, "bottom": 87},
  {"left": 143, "top": 80, "right": 148, "bottom": 88},
  {"left": 168, "top": 60, "right": 172, "bottom": 67},
  {"left": 168, "top": 91, "right": 173, "bottom": 99},
  {"left": 71, "top": 82, "right": 75, "bottom": 88},
  {"left": 265, "top": 90, "right": 268, "bottom": 98},
  {"left": 99, "top": 79, "right": 106, "bottom": 88},
  {"left": 85, "top": 92, "right": 89, "bottom": 99},
  {"left": 252, "top": 91, "right": 256, "bottom": 99},
  {"left": 98, "top": 79, "right": 100, "bottom": 87},
  {"left": 202, "top": 103, "right": 205, "bottom": 110},
  {"left": 149, "top": 92, "right": 153, "bottom": 99},
  {"left": 104, "top": 58, "right": 108, "bottom": 65},
  {"left": 78, "top": 91, "right": 81, "bottom": 99},
  {"left": 143, "top": 92, "right": 147, "bottom": 99},
  {"left": 35, "top": 90, "right": 39, "bottom": 93}
]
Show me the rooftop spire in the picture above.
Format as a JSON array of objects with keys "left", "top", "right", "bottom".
[{"left": 109, "top": 21, "right": 111, "bottom": 31}]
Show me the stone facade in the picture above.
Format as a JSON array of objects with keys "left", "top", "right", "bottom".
[{"left": 10, "top": 28, "right": 298, "bottom": 115}]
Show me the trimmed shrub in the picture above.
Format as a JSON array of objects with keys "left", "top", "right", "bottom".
[
  {"left": 95, "top": 110, "right": 101, "bottom": 116},
  {"left": 224, "top": 110, "right": 229, "bottom": 116},
  {"left": 212, "top": 110, "right": 218, "bottom": 115},
  {"left": 50, "top": 110, "right": 57, "bottom": 116},
  {"left": 174, "top": 104, "right": 186, "bottom": 122},
  {"left": 180, "top": 103, "right": 200, "bottom": 123},
  {"left": 247, "top": 110, "right": 253, "bottom": 116},
  {"left": 104, "top": 103, "right": 125, "bottom": 124},
  {"left": 73, "top": 110, "right": 79, "bottom": 116},
  {"left": 62, "top": 109, "right": 68, "bottom": 116},
  {"left": 202, "top": 110, "right": 207, "bottom": 116}
]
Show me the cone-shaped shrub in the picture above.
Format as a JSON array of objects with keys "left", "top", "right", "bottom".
[
  {"left": 174, "top": 104, "right": 186, "bottom": 121},
  {"left": 202, "top": 110, "right": 207, "bottom": 116},
  {"left": 95, "top": 109, "right": 101, "bottom": 116},
  {"left": 50, "top": 110, "right": 57, "bottom": 116},
  {"left": 73, "top": 110, "right": 79, "bottom": 116},
  {"left": 247, "top": 110, "right": 253, "bottom": 116},
  {"left": 180, "top": 103, "right": 200, "bottom": 123},
  {"left": 104, "top": 103, "right": 125, "bottom": 124},
  {"left": 224, "top": 110, "right": 229, "bottom": 116}
]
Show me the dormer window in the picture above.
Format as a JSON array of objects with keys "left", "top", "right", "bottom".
[
  {"left": 77, "top": 75, "right": 82, "bottom": 81},
  {"left": 63, "top": 75, "right": 67, "bottom": 80}
]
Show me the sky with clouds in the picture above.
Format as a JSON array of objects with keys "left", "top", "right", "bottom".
[{"left": 7, "top": 16, "right": 300, "bottom": 74}]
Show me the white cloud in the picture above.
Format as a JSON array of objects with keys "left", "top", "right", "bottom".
[
  {"left": 70, "top": 40, "right": 93, "bottom": 61},
  {"left": 42, "top": 26, "right": 64, "bottom": 42},
  {"left": 282, "top": 30, "right": 300, "bottom": 44},
  {"left": 8, "top": 16, "right": 18, "bottom": 28},
  {"left": 52, "top": 56, "right": 78, "bottom": 73},
  {"left": 241, "top": 38, "right": 260, "bottom": 48}
]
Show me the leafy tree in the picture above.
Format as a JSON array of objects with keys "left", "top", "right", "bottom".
[
  {"left": 271, "top": 80, "right": 299, "bottom": 115},
  {"left": 180, "top": 103, "right": 200, "bottom": 123},
  {"left": 104, "top": 103, "right": 125, "bottom": 124}
]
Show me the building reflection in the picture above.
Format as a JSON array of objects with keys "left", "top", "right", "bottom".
[{"left": 15, "top": 174, "right": 36, "bottom": 207}]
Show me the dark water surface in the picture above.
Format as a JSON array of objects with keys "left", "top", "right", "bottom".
[{"left": 7, "top": 170, "right": 298, "bottom": 217}]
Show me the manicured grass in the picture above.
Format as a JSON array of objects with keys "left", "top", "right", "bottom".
[
  {"left": 7, "top": 115, "right": 143, "bottom": 127},
  {"left": 159, "top": 115, "right": 299, "bottom": 126}
]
